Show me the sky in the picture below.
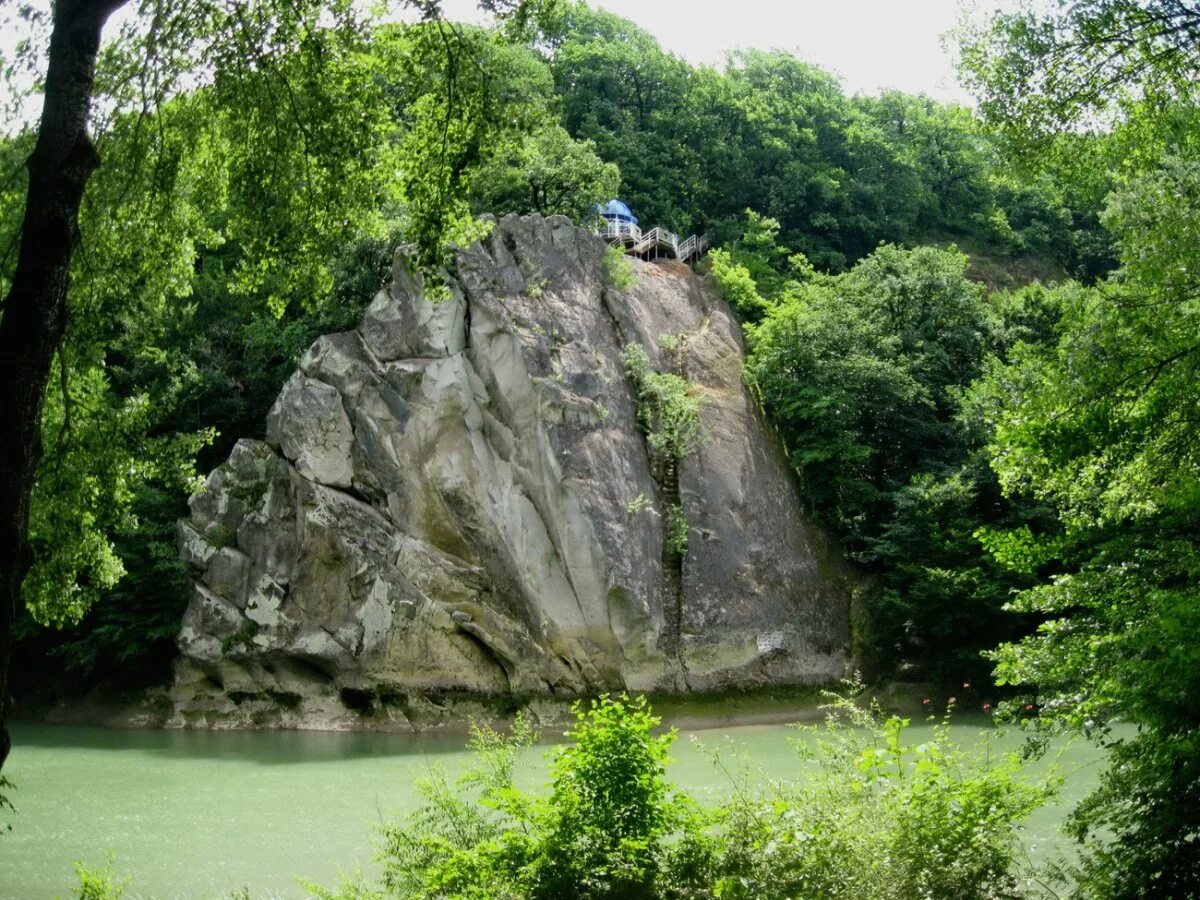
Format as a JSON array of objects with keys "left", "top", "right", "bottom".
[
  {"left": 1, "top": 0, "right": 1014, "bottom": 130},
  {"left": 436, "top": 0, "right": 1003, "bottom": 104}
]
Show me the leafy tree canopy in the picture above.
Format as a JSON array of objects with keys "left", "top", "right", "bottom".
[{"left": 958, "top": 3, "right": 1200, "bottom": 892}]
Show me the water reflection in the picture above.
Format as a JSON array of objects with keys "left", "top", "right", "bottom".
[{"left": 14, "top": 722, "right": 474, "bottom": 763}]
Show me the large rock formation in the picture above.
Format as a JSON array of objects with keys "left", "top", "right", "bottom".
[{"left": 168, "top": 214, "right": 852, "bottom": 729}]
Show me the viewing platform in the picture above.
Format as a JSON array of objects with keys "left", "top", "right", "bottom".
[
  {"left": 594, "top": 199, "right": 710, "bottom": 264},
  {"left": 599, "top": 220, "right": 711, "bottom": 263}
]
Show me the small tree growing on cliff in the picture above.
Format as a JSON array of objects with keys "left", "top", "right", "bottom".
[{"left": 620, "top": 343, "right": 702, "bottom": 464}]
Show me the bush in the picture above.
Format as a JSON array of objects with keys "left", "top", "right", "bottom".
[
  {"left": 703, "top": 684, "right": 1056, "bottom": 899},
  {"left": 322, "top": 688, "right": 1054, "bottom": 899},
  {"left": 358, "top": 695, "right": 699, "bottom": 900},
  {"left": 621, "top": 344, "right": 701, "bottom": 463},
  {"left": 665, "top": 505, "right": 689, "bottom": 557},
  {"left": 708, "top": 247, "right": 769, "bottom": 320},
  {"left": 74, "top": 855, "right": 130, "bottom": 900},
  {"left": 604, "top": 245, "right": 637, "bottom": 290}
]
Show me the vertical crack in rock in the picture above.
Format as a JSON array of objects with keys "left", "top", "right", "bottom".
[
  {"left": 455, "top": 272, "right": 593, "bottom": 638},
  {"left": 169, "top": 214, "right": 856, "bottom": 730}
]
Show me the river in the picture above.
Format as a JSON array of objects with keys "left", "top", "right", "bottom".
[{"left": 2, "top": 708, "right": 1110, "bottom": 899}]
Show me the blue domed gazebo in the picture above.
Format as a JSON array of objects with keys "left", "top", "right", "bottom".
[{"left": 596, "top": 199, "right": 638, "bottom": 226}]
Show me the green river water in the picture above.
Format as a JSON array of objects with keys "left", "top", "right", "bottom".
[{"left": 1, "top": 709, "right": 1111, "bottom": 899}]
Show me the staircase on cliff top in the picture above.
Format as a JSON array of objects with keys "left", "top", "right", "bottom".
[
  {"left": 595, "top": 199, "right": 711, "bottom": 263},
  {"left": 599, "top": 220, "right": 712, "bottom": 263}
]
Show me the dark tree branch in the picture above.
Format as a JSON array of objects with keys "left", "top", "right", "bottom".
[{"left": 0, "top": 0, "right": 130, "bottom": 772}]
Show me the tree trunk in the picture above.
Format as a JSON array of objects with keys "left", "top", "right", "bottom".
[{"left": 0, "top": 0, "right": 127, "bottom": 772}]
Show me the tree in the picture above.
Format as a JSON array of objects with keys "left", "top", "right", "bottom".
[
  {"left": 958, "top": 0, "right": 1200, "bottom": 144},
  {"left": 470, "top": 123, "right": 619, "bottom": 219},
  {"left": 745, "top": 244, "right": 990, "bottom": 533},
  {"left": 0, "top": 0, "right": 548, "bottom": 777},
  {"left": 548, "top": 3, "right": 703, "bottom": 232},
  {"left": 539, "top": 2, "right": 1109, "bottom": 272},
  {"left": 960, "top": 4, "right": 1200, "bottom": 892},
  {"left": 971, "top": 160, "right": 1200, "bottom": 896},
  {"left": 737, "top": 242, "right": 1051, "bottom": 681},
  {"left": 855, "top": 92, "right": 984, "bottom": 230},
  {"left": 0, "top": 0, "right": 129, "bottom": 777},
  {"left": 1, "top": 0, "right": 391, "bottom": 778}
]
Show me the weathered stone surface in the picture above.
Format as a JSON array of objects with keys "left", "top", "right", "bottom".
[
  {"left": 169, "top": 214, "right": 853, "bottom": 730},
  {"left": 266, "top": 376, "right": 355, "bottom": 488}
]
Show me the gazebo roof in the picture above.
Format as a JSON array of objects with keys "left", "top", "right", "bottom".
[{"left": 596, "top": 199, "right": 638, "bottom": 224}]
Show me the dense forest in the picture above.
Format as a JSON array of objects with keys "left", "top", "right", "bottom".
[
  {"left": 6, "top": 2, "right": 1114, "bottom": 697},
  {"left": 2, "top": 0, "right": 1199, "bottom": 896}
]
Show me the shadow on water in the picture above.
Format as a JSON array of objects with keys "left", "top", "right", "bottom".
[
  {"left": 11, "top": 722, "right": 476, "bottom": 764},
  {"left": 10, "top": 686, "right": 836, "bottom": 765}
]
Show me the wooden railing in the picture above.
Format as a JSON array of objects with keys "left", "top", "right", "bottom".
[{"left": 599, "top": 220, "right": 711, "bottom": 263}]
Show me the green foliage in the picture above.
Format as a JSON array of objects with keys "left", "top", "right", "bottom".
[
  {"left": 707, "top": 212, "right": 801, "bottom": 320},
  {"left": 546, "top": 4, "right": 702, "bottom": 234},
  {"left": 745, "top": 244, "right": 982, "bottom": 530},
  {"left": 967, "top": 157, "right": 1200, "bottom": 897},
  {"left": 73, "top": 855, "right": 130, "bottom": 900},
  {"left": 9, "top": 6, "right": 1184, "bottom": 893},
  {"left": 708, "top": 248, "right": 768, "bottom": 321},
  {"left": 865, "top": 460, "right": 1046, "bottom": 683},
  {"left": 27, "top": 486, "right": 195, "bottom": 687},
  {"left": 664, "top": 505, "right": 688, "bottom": 558},
  {"left": 656, "top": 333, "right": 679, "bottom": 352},
  {"left": 1064, "top": 728, "right": 1200, "bottom": 898},
  {"left": 382, "top": 22, "right": 550, "bottom": 279},
  {"left": 372, "top": 713, "right": 537, "bottom": 896},
  {"left": 471, "top": 123, "right": 620, "bottom": 219},
  {"left": 323, "top": 689, "right": 1050, "bottom": 899},
  {"left": 741, "top": 242, "right": 1053, "bottom": 681},
  {"left": 24, "top": 367, "right": 211, "bottom": 628},
  {"left": 958, "top": 2, "right": 1200, "bottom": 146},
  {"left": 953, "top": 4, "right": 1200, "bottom": 890},
  {"left": 540, "top": 4, "right": 1109, "bottom": 275},
  {"left": 603, "top": 245, "right": 637, "bottom": 290},
  {"left": 625, "top": 493, "right": 653, "bottom": 516},
  {"left": 366, "top": 696, "right": 694, "bottom": 899},
  {"left": 621, "top": 344, "right": 701, "bottom": 464},
  {"left": 535, "top": 696, "right": 681, "bottom": 897},
  {"left": 701, "top": 686, "right": 1055, "bottom": 899},
  {"left": 855, "top": 93, "right": 988, "bottom": 236},
  {"left": 5, "top": 4, "right": 1193, "bottom": 897}
]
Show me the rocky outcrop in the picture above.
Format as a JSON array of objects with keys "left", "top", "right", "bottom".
[{"left": 168, "top": 214, "right": 853, "bottom": 730}]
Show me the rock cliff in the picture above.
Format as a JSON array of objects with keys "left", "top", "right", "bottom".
[{"left": 168, "top": 214, "right": 852, "bottom": 729}]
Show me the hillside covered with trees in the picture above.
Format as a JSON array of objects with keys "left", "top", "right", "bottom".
[{"left": 6, "top": 2, "right": 1114, "bottom": 700}]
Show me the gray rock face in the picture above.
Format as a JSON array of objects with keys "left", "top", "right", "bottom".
[{"left": 169, "top": 214, "right": 853, "bottom": 729}]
